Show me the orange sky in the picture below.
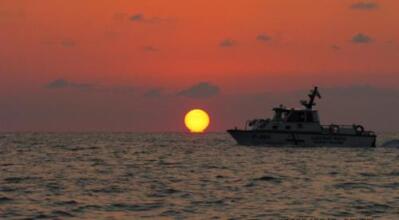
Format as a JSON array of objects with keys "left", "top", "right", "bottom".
[{"left": 0, "top": 0, "right": 399, "bottom": 131}]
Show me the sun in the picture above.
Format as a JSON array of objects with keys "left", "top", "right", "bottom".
[{"left": 184, "top": 109, "right": 210, "bottom": 133}]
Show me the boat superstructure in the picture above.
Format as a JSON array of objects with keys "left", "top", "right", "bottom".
[{"left": 227, "top": 87, "right": 376, "bottom": 147}]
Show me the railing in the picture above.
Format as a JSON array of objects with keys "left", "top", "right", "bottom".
[
  {"left": 321, "top": 124, "right": 356, "bottom": 130},
  {"left": 321, "top": 124, "right": 375, "bottom": 136}
]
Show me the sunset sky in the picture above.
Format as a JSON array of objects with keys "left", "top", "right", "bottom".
[{"left": 1, "top": 0, "right": 398, "bottom": 132}]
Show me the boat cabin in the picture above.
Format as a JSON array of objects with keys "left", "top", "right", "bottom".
[
  {"left": 272, "top": 106, "right": 320, "bottom": 124},
  {"left": 246, "top": 87, "right": 323, "bottom": 131}
]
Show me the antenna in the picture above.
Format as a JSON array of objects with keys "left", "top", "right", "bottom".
[{"left": 300, "top": 86, "right": 321, "bottom": 110}]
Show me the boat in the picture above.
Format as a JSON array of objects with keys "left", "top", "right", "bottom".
[{"left": 227, "top": 87, "right": 376, "bottom": 147}]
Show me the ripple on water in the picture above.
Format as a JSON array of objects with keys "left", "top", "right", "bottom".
[
  {"left": 0, "top": 133, "right": 398, "bottom": 219},
  {"left": 387, "top": 171, "right": 399, "bottom": 176},
  {"left": 148, "top": 187, "right": 180, "bottom": 198},
  {"left": 45, "top": 181, "right": 64, "bottom": 195},
  {"left": 4, "top": 176, "right": 41, "bottom": 184},
  {"left": 253, "top": 175, "right": 283, "bottom": 184},
  {"left": 333, "top": 182, "right": 376, "bottom": 192},
  {"left": 328, "top": 171, "right": 339, "bottom": 176},
  {"left": 53, "top": 200, "right": 79, "bottom": 206},
  {"left": 72, "top": 204, "right": 103, "bottom": 213},
  {"left": 0, "top": 186, "right": 17, "bottom": 192},
  {"left": 106, "top": 202, "right": 163, "bottom": 212},
  {"left": 190, "top": 199, "right": 226, "bottom": 210},
  {"left": 90, "top": 186, "right": 126, "bottom": 194},
  {"left": 381, "top": 182, "right": 399, "bottom": 189},
  {"left": 160, "top": 209, "right": 181, "bottom": 217},
  {"left": 352, "top": 200, "right": 393, "bottom": 216},
  {"left": 359, "top": 172, "right": 378, "bottom": 177},
  {"left": 51, "top": 210, "right": 75, "bottom": 218},
  {"left": 1, "top": 163, "right": 14, "bottom": 167},
  {"left": 0, "top": 196, "right": 13, "bottom": 204}
]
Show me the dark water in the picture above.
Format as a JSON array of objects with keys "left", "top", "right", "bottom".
[{"left": 0, "top": 133, "right": 398, "bottom": 219}]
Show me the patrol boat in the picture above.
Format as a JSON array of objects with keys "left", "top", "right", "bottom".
[{"left": 227, "top": 87, "right": 376, "bottom": 147}]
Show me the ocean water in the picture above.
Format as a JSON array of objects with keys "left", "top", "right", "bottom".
[{"left": 0, "top": 133, "right": 398, "bottom": 220}]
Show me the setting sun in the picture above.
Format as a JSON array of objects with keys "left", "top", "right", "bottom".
[{"left": 184, "top": 109, "right": 210, "bottom": 133}]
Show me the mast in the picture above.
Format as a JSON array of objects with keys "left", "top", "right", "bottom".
[{"left": 300, "top": 86, "right": 321, "bottom": 110}]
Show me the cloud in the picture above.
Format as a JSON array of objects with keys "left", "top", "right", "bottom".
[
  {"left": 350, "top": 2, "right": 379, "bottom": 10},
  {"left": 256, "top": 34, "right": 271, "bottom": 42},
  {"left": 45, "top": 79, "right": 92, "bottom": 91},
  {"left": 331, "top": 44, "right": 341, "bottom": 50},
  {"left": 129, "top": 13, "right": 171, "bottom": 24},
  {"left": 130, "top": 13, "right": 144, "bottom": 22},
  {"left": 42, "top": 39, "right": 77, "bottom": 48},
  {"left": 0, "top": 9, "right": 26, "bottom": 21},
  {"left": 104, "top": 31, "right": 119, "bottom": 39},
  {"left": 144, "top": 88, "right": 163, "bottom": 98},
  {"left": 142, "top": 46, "right": 159, "bottom": 52},
  {"left": 45, "top": 79, "right": 135, "bottom": 94},
  {"left": 352, "top": 33, "right": 373, "bottom": 44},
  {"left": 219, "top": 39, "right": 236, "bottom": 47},
  {"left": 61, "top": 39, "right": 76, "bottom": 48},
  {"left": 106, "top": 86, "right": 135, "bottom": 94},
  {"left": 113, "top": 12, "right": 127, "bottom": 21},
  {"left": 178, "top": 82, "right": 220, "bottom": 99}
]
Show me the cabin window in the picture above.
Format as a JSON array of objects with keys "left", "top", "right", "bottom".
[
  {"left": 273, "top": 112, "right": 282, "bottom": 121},
  {"left": 281, "top": 112, "right": 288, "bottom": 121},
  {"left": 287, "top": 111, "right": 306, "bottom": 122},
  {"left": 306, "top": 111, "right": 314, "bottom": 122}
]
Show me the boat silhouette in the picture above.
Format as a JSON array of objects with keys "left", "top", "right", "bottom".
[{"left": 227, "top": 87, "right": 376, "bottom": 147}]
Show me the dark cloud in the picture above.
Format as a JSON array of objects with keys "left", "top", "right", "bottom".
[
  {"left": 219, "top": 39, "right": 236, "bottom": 47},
  {"left": 352, "top": 33, "right": 373, "bottom": 44},
  {"left": 46, "top": 79, "right": 69, "bottom": 89},
  {"left": 130, "top": 13, "right": 144, "bottom": 22},
  {"left": 144, "top": 88, "right": 163, "bottom": 98},
  {"left": 256, "top": 34, "right": 271, "bottom": 42},
  {"left": 61, "top": 39, "right": 76, "bottom": 48},
  {"left": 143, "top": 46, "right": 159, "bottom": 52},
  {"left": 113, "top": 12, "right": 127, "bottom": 21},
  {"left": 104, "top": 31, "right": 119, "bottom": 39},
  {"left": 45, "top": 79, "right": 135, "bottom": 94},
  {"left": 178, "top": 82, "right": 220, "bottom": 99},
  {"left": 350, "top": 2, "right": 379, "bottom": 10},
  {"left": 42, "top": 39, "right": 77, "bottom": 48},
  {"left": 331, "top": 44, "right": 341, "bottom": 50},
  {"left": 129, "top": 13, "right": 171, "bottom": 24},
  {"left": 45, "top": 79, "right": 92, "bottom": 91},
  {"left": 0, "top": 9, "right": 26, "bottom": 21},
  {"left": 106, "top": 86, "right": 135, "bottom": 94}
]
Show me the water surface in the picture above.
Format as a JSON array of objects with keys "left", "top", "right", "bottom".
[{"left": 0, "top": 133, "right": 398, "bottom": 219}]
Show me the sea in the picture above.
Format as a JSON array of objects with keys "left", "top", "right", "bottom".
[{"left": 0, "top": 132, "right": 398, "bottom": 220}]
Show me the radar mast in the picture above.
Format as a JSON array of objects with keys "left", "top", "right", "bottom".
[{"left": 300, "top": 86, "right": 321, "bottom": 110}]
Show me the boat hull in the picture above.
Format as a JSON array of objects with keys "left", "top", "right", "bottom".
[{"left": 227, "top": 129, "right": 376, "bottom": 147}]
